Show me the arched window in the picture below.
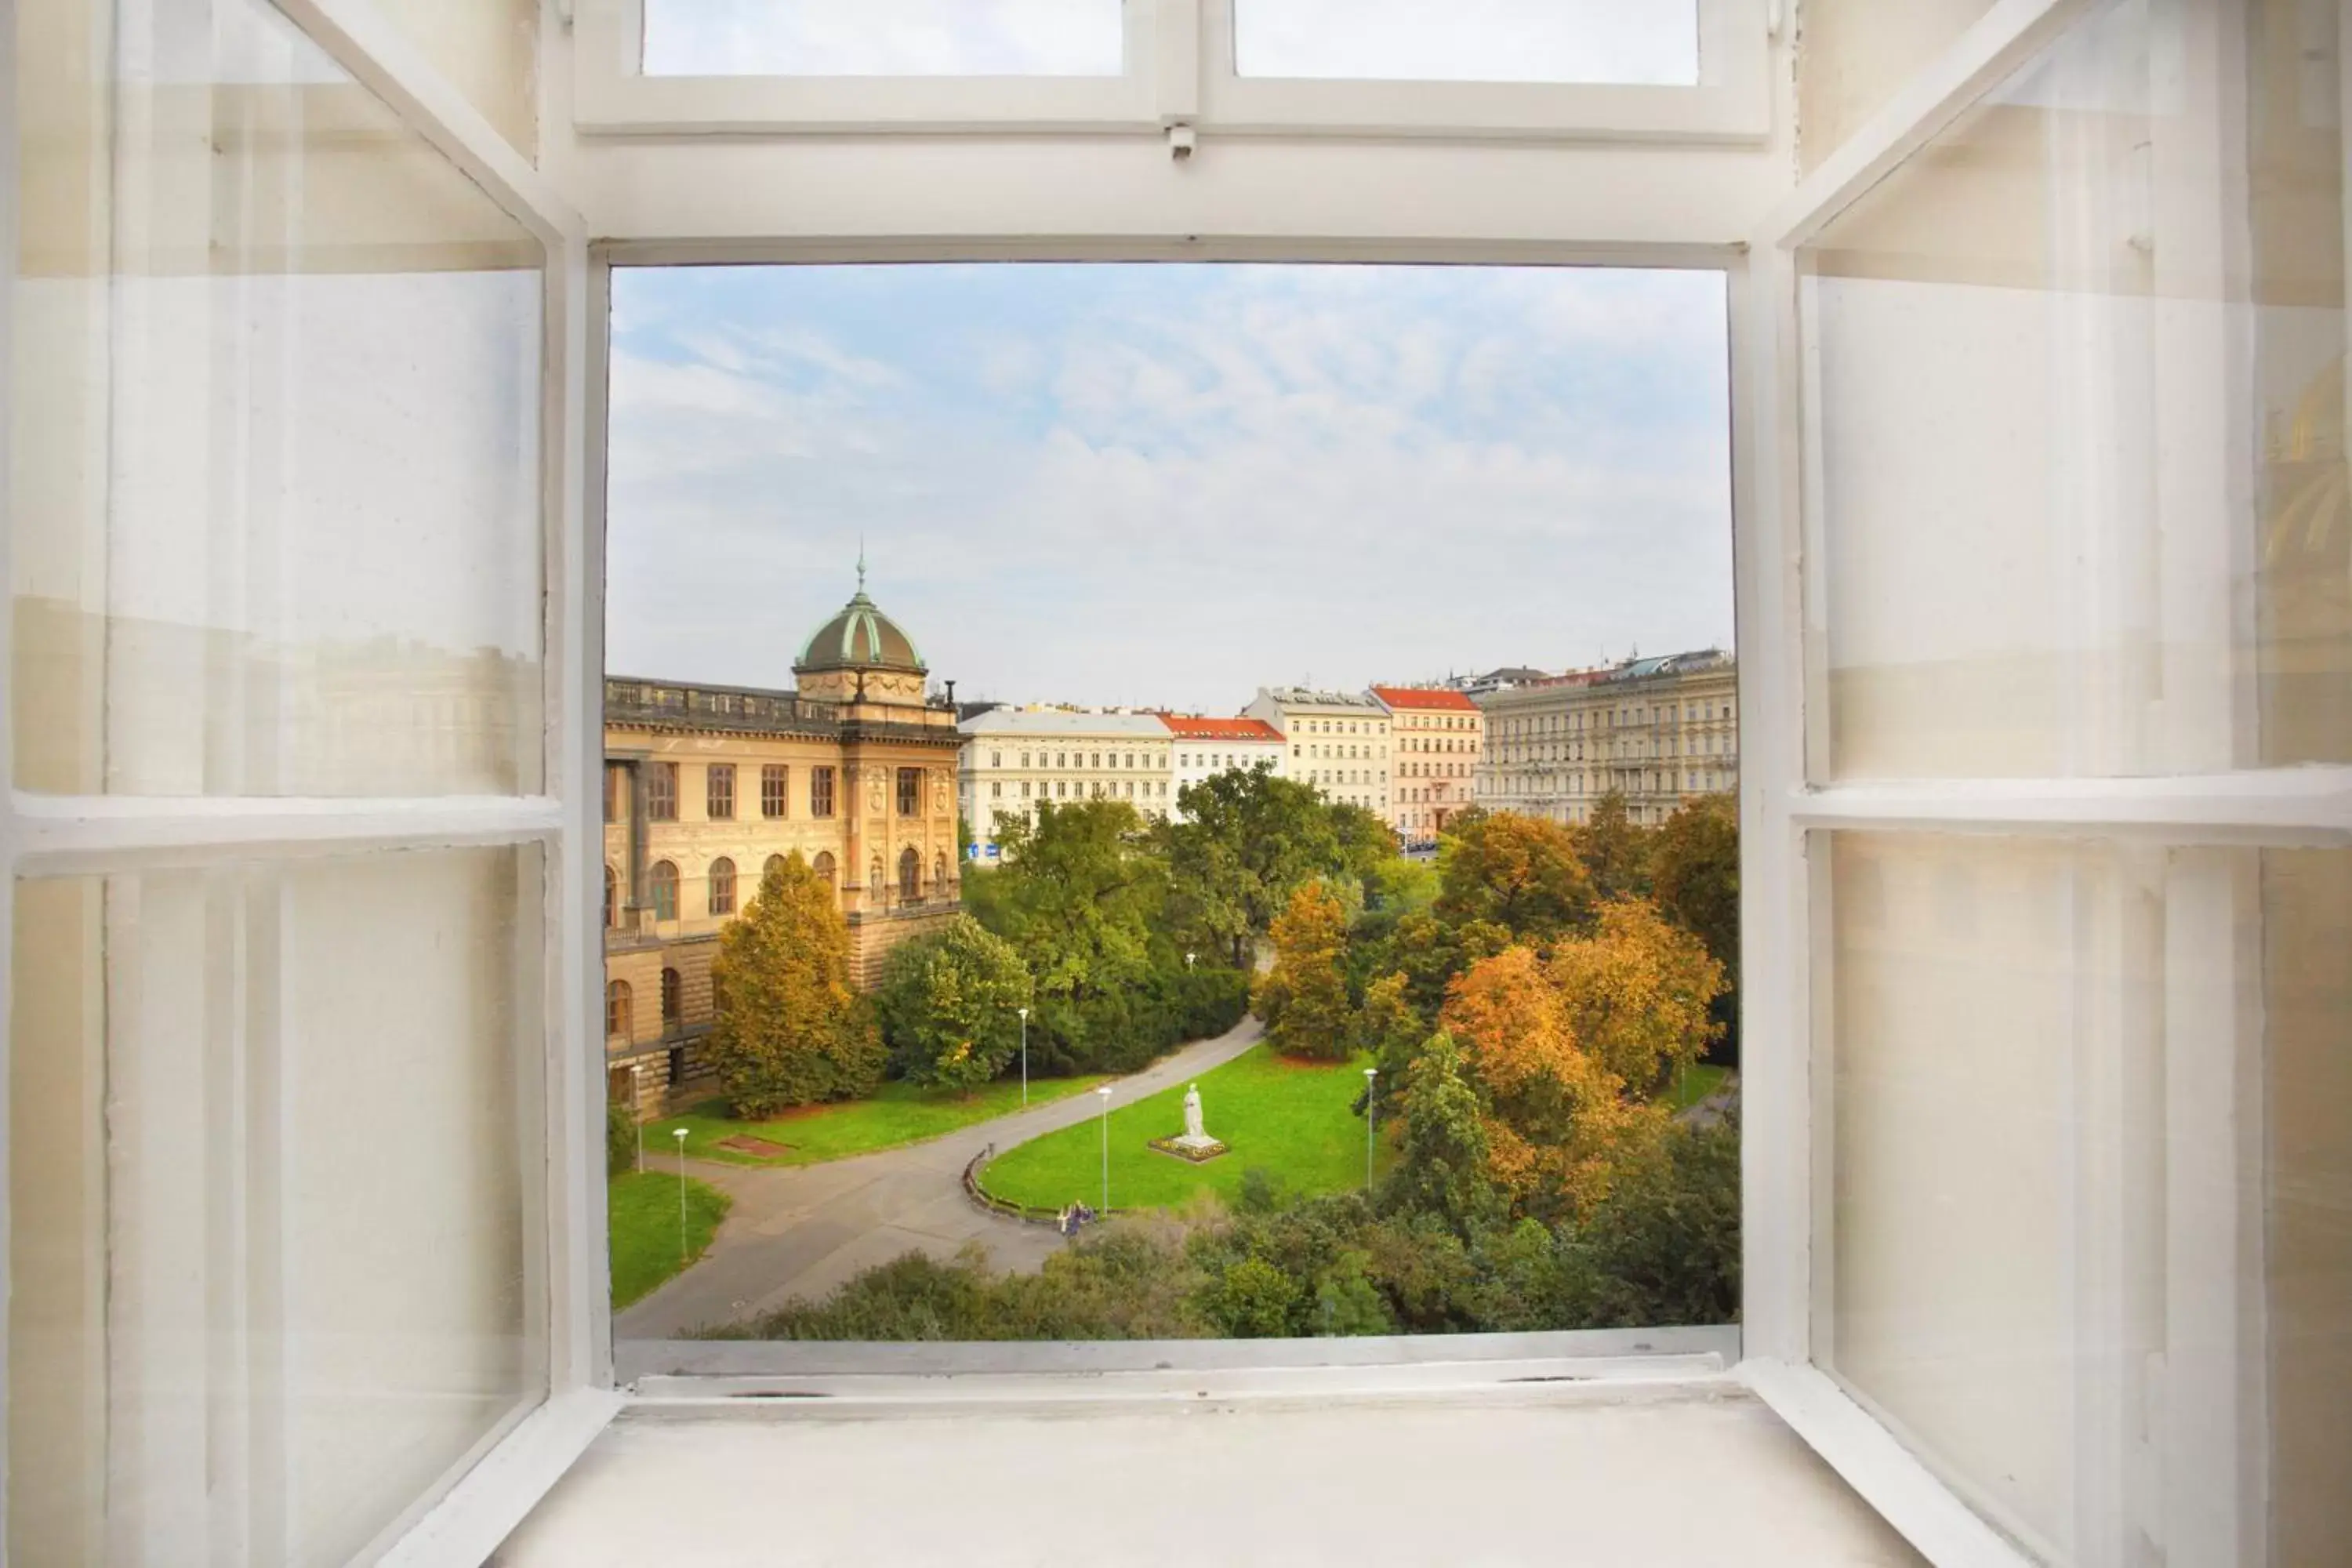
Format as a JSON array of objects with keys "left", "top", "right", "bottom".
[
  {"left": 604, "top": 864, "right": 618, "bottom": 928},
  {"left": 649, "top": 861, "right": 679, "bottom": 921},
  {"left": 605, "top": 980, "right": 632, "bottom": 1042},
  {"left": 813, "top": 851, "right": 837, "bottom": 888},
  {"left": 708, "top": 856, "right": 736, "bottom": 916},
  {"left": 898, "top": 846, "right": 921, "bottom": 901},
  {"left": 660, "top": 967, "right": 681, "bottom": 1026}
]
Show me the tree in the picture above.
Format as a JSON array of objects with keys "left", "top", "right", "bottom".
[
  {"left": 707, "top": 853, "right": 884, "bottom": 1115},
  {"left": 1544, "top": 898, "right": 1725, "bottom": 1097},
  {"left": 1434, "top": 809, "right": 1595, "bottom": 940},
  {"left": 876, "top": 913, "right": 1035, "bottom": 1094},
  {"left": 1255, "top": 880, "right": 1353, "bottom": 1060},
  {"left": 1381, "top": 1030, "right": 1504, "bottom": 1235},
  {"left": 1571, "top": 789, "right": 1651, "bottom": 903},
  {"left": 1439, "top": 946, "right": 1653, "bottom": 1217},
  {"left": 1356, "top": 971, "right": 1423, "bottom": 1118},
  {"left": 1163, "top": 767, "right": 1380, "bottom": 966},
  {"left": 1650, "top": 793, "right": 1738, "bottom": 986}
]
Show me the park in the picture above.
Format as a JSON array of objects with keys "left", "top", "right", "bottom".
[{"left": 609, "top": 779, "right": 1743, "bottom": 1339}]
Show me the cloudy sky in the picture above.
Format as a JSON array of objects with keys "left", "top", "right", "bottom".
[
  {"left": 643, "top": 0, "right": 1697, "bottom": 85},
  {"left": 608, "top": 263, "right": 1731, "bottom": 713}
]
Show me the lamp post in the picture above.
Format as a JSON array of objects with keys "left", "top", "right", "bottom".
[
  {"left": 1363, "top": 1067, "right": 1378, "bottom": 1192},
  {"left": 1096, "top": 1085, "right": 1112, "bottom": 1214},
  {"left": 1018, "top": 1005, "right": 1030, "bottom": 1107},
  {"left": 1185, "top": 951, "right": 1195, "bottom": 973},
  {"left": 673, "top": 1127, "right": 690, "bottom": 1263}
]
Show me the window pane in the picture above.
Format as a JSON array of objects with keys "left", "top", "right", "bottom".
[
  {"left": 1235, "top": 0, "right": 1697, "bottom": 86},
  {"left": 641, "top": 0, "right": 1125, "bottom": 78},
  {"left": 12, "top": 0, "right": 546, "bottom": 797},
  {"left": 1820, "top": 833, "right": 2350, "bottom": 1564},
  {"left": 8, "top": 845, "right": 546, "bottom": 1565},
  {"left": 1801, "top": 0, "right": 2352, "bottom": 778}
]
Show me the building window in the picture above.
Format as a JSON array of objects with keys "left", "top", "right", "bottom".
[
  {"left": 706, "top": 763, "right": 735, "bottom": 819},
  {"left": 666, "top": 1046, "right": 686, "bottom": 1087},
  {"left": 764, "top": 853, "right": 786, "bottom": 882},
  {"left": 897, "top": 768, "right": 921, "bottom": 816},
  {"left": 646, "top": 761, "right": 678, "bottom": 821},
  {"left": 603, "top": 865, "right": 618, "bottom": 928},
  {"left": 898, "top": 846, "right": 921, "bottom": 901},
  {"left": 991, "top": 782, "right": 1003, "bottom": 798},
  {"left": 991, "top": 751, "right": 1002, "bottom": 768},
  {"left": 811, "top": 765, "right": 837, "bottom": 818},
  {"left": 708, "top": 857, "right": 736, "bottom": 916},
  {"left": 761, "top": 764, "right": 788, "bottom": 818},
  {"left": 660, "top": 967, "right": 681, "bottom": 1026},
  {"left": 649, "top": 861, "right": 680, "bottom": 921},
  {"left": 813, "top": 851, "right": 837, "bottom": 889},
  {"left": 605, "top": 980, "right": 632, "bottom": 1042}
]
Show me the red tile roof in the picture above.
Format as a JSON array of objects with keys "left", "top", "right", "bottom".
[
  {"left": 1155, "top": 714, "right": 1286, "bottom": 742},
  {"left": 1370, "top": 685, "right": 1480, "bottom": 713}
]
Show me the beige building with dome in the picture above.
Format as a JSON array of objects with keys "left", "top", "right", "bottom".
[{"left": 603, "top": 565, "right": 964, "bottom": 1120}]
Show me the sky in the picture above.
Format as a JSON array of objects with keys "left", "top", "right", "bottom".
[
  {"left": 642, "top": 0, "right": 1697, "bottom": 85},
  {"left": 607, "top": 263, "right": 1732, "bottom": 714}
]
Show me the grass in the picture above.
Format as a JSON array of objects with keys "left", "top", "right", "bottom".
[
  {"left": 1663, "top": 1062, "right": 1733, "bottom": 1115},
  {"left": 609, "top": 1170, "right": 732, "bottom": 1310},
  {"left": 978, "top": 1043, "right": 1391, "bottom": 1214},
  {"left": 646, "top": 1073, "right": 1112, "bottom": 1169}
]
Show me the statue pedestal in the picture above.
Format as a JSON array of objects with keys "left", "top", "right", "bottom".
[{"left": 1149, "top": 1133, "right": 1228, "bottom": 1163}]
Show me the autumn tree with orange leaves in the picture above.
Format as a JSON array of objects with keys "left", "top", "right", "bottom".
[
  {"left": 1436, "top": 904, "right": 1724, "bottom": 1217},
  {"left": 1432, "top": 810, "right": 1594, "bottom": 942},
  {"left": 1254, "top": 880, "right": 1354, "bottom": 1061}
]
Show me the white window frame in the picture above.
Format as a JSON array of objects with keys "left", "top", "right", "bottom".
[
  {"left": 571, "top": 0, "right": 1773, "bottom": 143},
  {"left": 1742, "top": 0, "right": 2352, "bottom": 1563},
  {"left": 0, "top": 1, "right": 615, "bottom": 1562}
]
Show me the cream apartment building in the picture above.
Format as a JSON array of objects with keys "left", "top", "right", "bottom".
[
  {"left": 1243, "top": 687, "right": 1392, "bottom": 820},
  {"left": 959, "top": 708, "right": 1176, "bottom": 855},
  {"left": 1372, "top": 684, "right": 1484, "bottom": 843},
  {"left": 1476, "top": 650, "right": 1737, "bottom": 826}
]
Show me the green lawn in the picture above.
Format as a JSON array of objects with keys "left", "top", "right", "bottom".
[
  {"left": 979, "top": 1043, "right": 1390, "bottom": 1214},
  {"left": 648, "top": 1073, "right": 1112, "bottom": 1169},
  {"left": 1664, "top": 1062, "right": 1734, "bottom": 1114},
  {"left": 609, "top": 1170, "right": 732, "bottom": 1310}
]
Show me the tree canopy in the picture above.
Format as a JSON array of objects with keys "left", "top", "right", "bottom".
[
  {"left": 1433, "top": 808, "right": 1595, "bottom": 940},
  {"left": 876, "top": 913, "right": 1035, "bottom": 1094},
  {"left": 706, "top": 853, "right": 884, "bottom": 1114},
  {"left": 1255, "top": 880, "right": 1354, "bottom": 1061}
]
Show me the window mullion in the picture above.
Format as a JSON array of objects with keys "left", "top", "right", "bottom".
[{"left": 1785, "top": 771, "right": 2352, "bottom": 844}]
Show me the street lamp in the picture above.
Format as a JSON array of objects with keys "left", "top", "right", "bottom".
[
  {"left": 1096, "top": 1085, "right": 1112, "bottom": 1214},
  {"left": 673, "top": 1127, "right": 691, "bottom": 1263},
  {"left": 1017, "top": 1005, "right": 1030, "bottom": 1107},
  {"left": 1185, "top": 951, "right": 1195, "bottom": 973},
  {"left": 1363, "top": 1067, "right": 1378, "bottom": 1192}
]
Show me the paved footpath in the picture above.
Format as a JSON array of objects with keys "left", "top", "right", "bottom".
[{"left": 615, "top": 1017, "right": 1265, "bottom": 1339}]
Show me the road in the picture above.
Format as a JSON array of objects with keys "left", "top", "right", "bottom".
[{"left": 615, "top": 1016, "right": 1265, "bottom": 1339}]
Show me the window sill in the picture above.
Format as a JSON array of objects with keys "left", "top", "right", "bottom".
[{"left": 495, "top": 1367, "right": 1922, "bottom": 1566}]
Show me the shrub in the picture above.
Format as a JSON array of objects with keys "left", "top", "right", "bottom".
[{"left": 606, "top": 1098, "right": 637, "bottom": 1178}]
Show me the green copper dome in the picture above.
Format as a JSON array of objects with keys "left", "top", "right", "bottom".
[{"left": 793, "top": 559, "right": 927, "bottom": 677}]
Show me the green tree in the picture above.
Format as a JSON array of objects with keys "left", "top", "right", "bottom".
[
  {"left": 1572, "top": 789, "right": 1652, "bottom": 903},
  {"left": 707, "top": 853, "right": 884, "bottom": 1115},
  {"left": 1382, "top": 1030, "right": 1504, "bottom": 1235},
  {"left": 1201, "top": 1256, "right": 1303, "bottom": 1338},
  {"left": 1434, "top": 808, "right": 1596, "bottom": 940},
  {"left": 1163, "top": 767, "right": 1381, "bottom": 966},
  {"left": 1650, "top": 793, "right": 1738, "bottom": 986},
  {"left": 1255, "top": 880, "right": 1353, "bottom": 1060},
  {"left": 876, "top": 913, "right": 1035, "bottom": 1094},
  {"left": 1546, "top": 898, "right": 1726, "bottom": 1096}
]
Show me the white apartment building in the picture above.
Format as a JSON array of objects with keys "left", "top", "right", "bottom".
[
  {"left": 1242, "top": 687, "right": 1392, "bottom": 821},
  {"left": 957, "top": 708, "right": 1174, "bottom": 856},
  {"left": 1158, "top": 714, "right": 1288, "bottom": 811},
  {"left": 1476, "top": 650, "right": 1737, "bottom": 827}
]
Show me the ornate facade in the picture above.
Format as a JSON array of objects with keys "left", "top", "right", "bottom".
[
  {"left": 604, "top": 570, "right": 961, "bottom": 1120},
  {"left": 1475, "top": 650, "right": 1737, "bottom": 827}
]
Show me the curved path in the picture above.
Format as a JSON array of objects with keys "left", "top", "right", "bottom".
[{"left": 616, "top": 1017, "right": 1265, "bottom": 1339}]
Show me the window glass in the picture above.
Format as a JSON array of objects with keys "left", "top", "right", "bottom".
[
  {"left": 1820, "top": 833, "right": 2350, "bottom": 1564},
  {"left": 641, "top": 0, "right": 1124, "bottom": 78},
  {"left": 8, "top": 847, "right": 545, "bottom": 1565},
  {"left": 646, "top": 761, "right": 679, "bottom": 821},
  {"left": 1803, "top": 0, "right": 2350, "bottom": 777},
  {"left": 11, "top": 0, "right": 545, "bottom": 796},
  {"left": 706, "top": 762, "right": 736, "bottom": 818}
]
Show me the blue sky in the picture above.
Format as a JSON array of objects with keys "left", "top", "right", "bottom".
[{"left": 607, "top": 264, "right": 1732, "bottom": 713}]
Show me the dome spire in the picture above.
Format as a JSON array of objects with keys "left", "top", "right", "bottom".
[{"left": 856, "top": 535, "right": 867, "bottom": 595}]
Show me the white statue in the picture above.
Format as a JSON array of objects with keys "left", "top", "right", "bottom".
[
  {"left": 1183, "top": 1083, "right": 1206, "bottom": 1142},
  {"left": 1163, "top": 1081, "right": 1225, "bottom": 1160}
]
